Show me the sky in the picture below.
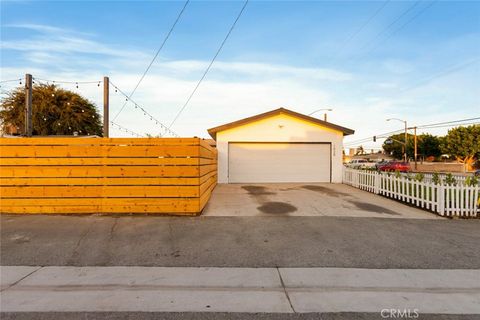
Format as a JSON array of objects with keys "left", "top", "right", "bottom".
[{"left": 1, "top": 0, "right": 479, "bottom": 149}]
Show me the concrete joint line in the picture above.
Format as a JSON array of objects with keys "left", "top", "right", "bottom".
[
  {"left": 7, "top": 285, "right": 286, "bottom": 292},
  {"left": 0, "top": 266, "right": 42, "bottom": 293},
  {"left": 285, "top": 286, "right": 480, "bottom": 294},
  {"left": 276, "top": 267, "right": 295, "bottom": 313}
]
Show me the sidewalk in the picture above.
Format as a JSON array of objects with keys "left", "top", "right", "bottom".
[{"left": 2, "top": 266, "right": 479, "bottom": 314}]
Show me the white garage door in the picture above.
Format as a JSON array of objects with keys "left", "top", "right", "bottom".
[{"left": 228, "top": 142, "right": 331, "bottom": 183}]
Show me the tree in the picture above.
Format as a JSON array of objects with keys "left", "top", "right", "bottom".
[
  {"left": 440, "top": 125, "right": 480, "bottom": 171},
  {"left": 355, "top": 145, "right": 365, "bottom": 155},
  {"left": 382, "top": 133, "right": 412, "bottom": 159},
  {"left": 417, "top": 134, "right": 442, "bottom": 159},
  {"left": 383, "top": 133, "right": 442, "bottom": 160},
  {"left": 0, "top": 84, "right": 103, "bottom": 136}
]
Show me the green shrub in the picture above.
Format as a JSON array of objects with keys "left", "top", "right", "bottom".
[
  {"left": 432, "top": 172, "right": 440, "bottom": 185},
  {"left": 414, "top": 173, "right": 424, "bottom": 182},
  {"left": 465, "top": 175, "right": 479, "bottom": 187},
  {"left": 444, "top": 173, "right": 457, "bottom": 186}
]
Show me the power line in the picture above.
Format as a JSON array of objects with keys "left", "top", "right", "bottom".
[
  {"left": 168, "top": 0, "right": 249, "bottom": 129},
  {"left": 359, "top": 1, "right": 421, "bottom": 53},
  {"left": 335, "top": 0, "right": 391, "bottom": 58},
  {"left": 344, "top": 129, "right": 404, "bottom": 146},
  {"left": 109, "top": 81, "right": 179, "bottom": 137},
  {"left": 416, "top": 117, "right": 480, "bottom": 129},
  {"left": 112, "top": 0, "right": 190, "bottom": 122},
  {"left": 400, "top": 59, "right": 479, "bottom": 92},
  {"left": 344, "top": 121, "right": 476, "bottom": 147},
  {"left": 418, "top": 122, "right": 480, "bottom": 130},
  {"left": 366, "top": 0, "right": 437, "bottom": 54},
  {"left": 344, "top": 116, "right": 480, "bottom": 146}
]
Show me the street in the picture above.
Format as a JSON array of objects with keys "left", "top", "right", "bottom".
[{"left": 1, "top": 215, "right": 479, "bottom": 268}]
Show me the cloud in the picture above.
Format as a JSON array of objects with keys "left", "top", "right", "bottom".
[
  {"left": 4, "top": 23, "right": 92, "bottom": 36},
  {"left": 158, "top": 60, "right": 353, "bottom": 81},
  {"left": 2, "top": 23, "right": 477, "bottom": 142},
  {"left": 1, "top": 23, "right": 148, "bottom": 62}
]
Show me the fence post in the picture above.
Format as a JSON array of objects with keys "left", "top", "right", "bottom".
[
  {"left": 24, "top": 74, "right": 33, "bottom": 136},
  {"left": 103, "top": 76, "right": 109, "bottom": 138},
  {"left": 374, "top": 172, "right": 380, "bottom": 194},
  {"left": 474, "top": 186, "right": 479, "bottom": 218},
  {"left": 437, "top": 184, "right": 445, "bottom": 216}
]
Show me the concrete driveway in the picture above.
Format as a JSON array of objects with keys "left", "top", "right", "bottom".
[{"left": 203, "top": 183, "right": 440, "bottom": 219}]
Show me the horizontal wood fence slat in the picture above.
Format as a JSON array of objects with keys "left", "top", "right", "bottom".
[
  {"left": 0, "top": 137, "right": 217, "bottom": 215},
  {"left": 0, "top": 145, "right": 201, "bottom": 157},
  {"left": 343, "top": 168, "right": 479, "bottom": 218},
  {"left": 0, "top": 137, "right": 201, "bottom": 145}
]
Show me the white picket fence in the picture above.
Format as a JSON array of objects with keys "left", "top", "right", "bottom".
[
  {"left": 398, "top": 172, "right": 473, "bottom": 186},
  {"left": 343, "top": 168, "right": 479, "bottom": 218}
]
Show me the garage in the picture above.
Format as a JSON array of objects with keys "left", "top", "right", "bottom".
[
  {"left": 228, "top": 142, "right": 331, "bottom": 183},
  {"left": 207, "top": 108, "right": 354, "bottom": 184}
]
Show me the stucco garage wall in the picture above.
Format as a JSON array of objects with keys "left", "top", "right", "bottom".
[{"left": 215, "top": 113, "right": 344, "bottom": 183}]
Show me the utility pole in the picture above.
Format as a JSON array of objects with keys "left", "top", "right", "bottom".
[
  {"left": 24, "top": 74, "right": 33, "bottom": 137},
  {"left": 324, "top": 113, "right": 327, "bottom": 122},
  {"left": 103, "top": 76, "right": 109, "bottom": 138},
  {"left": 404, "top": 121, "right": 408, "bottom": 163},
  {"left": 414, "top": 126, "right": 418, "bottom": 171}
]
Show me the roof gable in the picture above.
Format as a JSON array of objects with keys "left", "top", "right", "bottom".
[{"left": 207, "top": 108, "right": 355, "bottom": 140}]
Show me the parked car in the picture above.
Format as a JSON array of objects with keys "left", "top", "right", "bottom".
[
  {"left": 347, "top": 159, "right": 376, "bottom": 169},
  {"left": 377, "top": 161, "right": 411, "bottom": 172},
  {"left": 375, "top": 160, "right": 389, "bottom": 170}
]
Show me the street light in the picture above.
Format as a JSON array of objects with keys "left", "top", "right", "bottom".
[
  {"left": 309, "top": 108, "right": 333, "bottom": 122},
  {"left": 386, "top": 118, "right": 408, "bottom": 162}
]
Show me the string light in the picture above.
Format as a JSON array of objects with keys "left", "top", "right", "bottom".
[
  {"left": 109, "top": 80, "right": 179, "bottom": 137},
  {"left": 110, "top": 121, "right": 143, "bottom": 137},
  {"left": 32, "top": 77, "right": 102, "bottom": 85},
  {"left": 0, "top": 78, "right": 23, "bottom": 87}
]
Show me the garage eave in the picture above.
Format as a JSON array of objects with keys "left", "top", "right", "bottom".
[{"left": 207, "top": 107, "right": 355, "bottom": 140}]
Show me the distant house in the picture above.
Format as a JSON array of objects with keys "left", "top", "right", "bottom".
[{"left": 208, "top": 107, "right": 354, "bottom": 183}]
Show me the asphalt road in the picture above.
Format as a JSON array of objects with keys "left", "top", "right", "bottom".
[{"left": 1, "top": 215, "right": 479, "bottom": 268}]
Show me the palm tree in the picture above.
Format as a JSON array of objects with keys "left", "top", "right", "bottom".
[{"left": 0, "top": 84, "right": 103, "bottom": 136}]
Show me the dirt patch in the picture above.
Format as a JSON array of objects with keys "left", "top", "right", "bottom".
[
  {"left": 257, "top": 202, "right": 297, "bottom": 214},
  {"left": 348, "top": 200, "right": 400, "bottom": 215},
  {"left": 242, "top": 185, "right": 276, "bottom": 196},
  {"left": 302, "top": 185, "right": 350, "bottom": 197}
]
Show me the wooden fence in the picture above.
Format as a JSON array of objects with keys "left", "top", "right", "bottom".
[
  {"left": 343, "top": 168, "right": 479, "bottom": 218},
  {"left": 0, "top": 137, "right": 217, "bottom": 215}
]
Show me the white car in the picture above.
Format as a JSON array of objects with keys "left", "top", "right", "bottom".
[{"left": 347, "top": 159, "right": 376, "bottom": 169}]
